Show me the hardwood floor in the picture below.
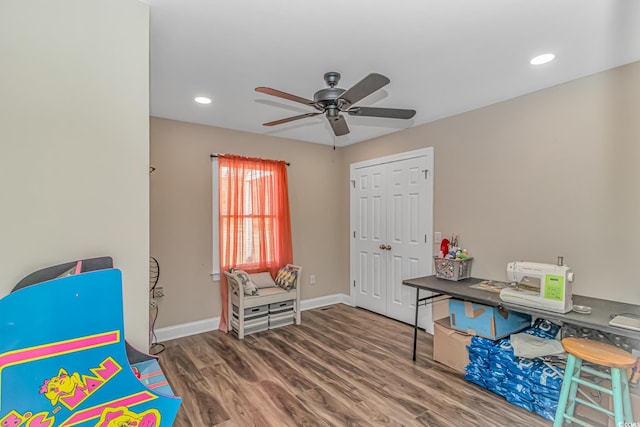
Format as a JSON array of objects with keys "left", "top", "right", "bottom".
[{"left": 158, "top": 304, "right": 552, "bottom": 426}]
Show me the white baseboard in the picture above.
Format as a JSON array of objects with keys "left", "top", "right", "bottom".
[
  {"left": 154, "top": 317, "right": 219, "bottom": 343},
  {"left": 300, "top": 293, "right": 351, "bottom": 310},
  {"left": 154, "top": 293, "right": 351, "bottom": 343}
]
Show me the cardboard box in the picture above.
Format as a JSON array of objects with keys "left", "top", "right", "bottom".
[
  {"left": 449, "top": 299, "right": 531, "bottom": 340},
  {"left": 432, "top": 296, "right": 451, "bottom": 321},
  {"left": 433, "top": 317, "right": 472, "bottom": 373}
]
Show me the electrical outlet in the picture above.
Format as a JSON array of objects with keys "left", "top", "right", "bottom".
[
  {"left": 153, "top": 287, "right": 164, "bottom": 298},
  {"left": 309, "top": 274, "right": 316, "bottom": 285},
  {"left": 149, "top": 299, "right": 158, "bottom": 309}
]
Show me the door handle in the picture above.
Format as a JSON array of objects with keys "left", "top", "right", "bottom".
[
  {"left": 385, "top": 245, "right": 392, "bottom": 251},
  {"left": 379, "top": 244, "right": 392, "bottom": 251}
]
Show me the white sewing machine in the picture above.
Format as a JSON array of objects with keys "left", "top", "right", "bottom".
[{"left": 499, "top": 260, "right": 574, "bottom": 313}]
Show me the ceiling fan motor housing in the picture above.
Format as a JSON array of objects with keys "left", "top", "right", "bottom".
[
  {"left": 314, "top": 87, "right": 346, "bottom": 109},
  {"left": 315, "top": 72, "right": 349, "bottom": 113},
  {"left": 326, "top": 105, "right": 339, "bottom": 118}
]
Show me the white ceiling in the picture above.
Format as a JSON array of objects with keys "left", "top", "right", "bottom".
[{"left": 148, "top": 0, "right": 640, "bottom": 147}]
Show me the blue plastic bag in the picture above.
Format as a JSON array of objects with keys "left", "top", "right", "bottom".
[
  {"left": 530, "top": 364, "right": 564, "bottom": 390},
  {"left": 525, "top": 318, "right": 560, "bottom": 339},
  {"left": 465, "top": 373, "right": 486, "bottom": 388},
  {"left": 469, "top": 352, "right": 490, "bottom": 368},
  {"left": 506, "top": 393, "right": 534, "bottom": 412},
  {"left": 485, "top": 376, "right": 508, "bottom": 397},
  {"left": 531, "top": 383, "right": 561, "bottom": 400},
  {"left": 467, "top": 345, "right": 490, "bottom": 359},
  {"left": 534, "top": 403, "right": 558, "bottom": 421},
  {"left": 504, "top": 381, "right": 534, "bottom": 401},
  {"left": 507, "top": 357, "right": 542, "bottom": 376},
  {"left": 471, "top": 335, "right": 497, "bottom": 349},
  {"left": 506, "top": 369, "right": 530, "bottom": 386}
]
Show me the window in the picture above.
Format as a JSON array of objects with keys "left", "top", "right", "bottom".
[{"left": 212, "top": 155, "right": 292, "bottom": 278}]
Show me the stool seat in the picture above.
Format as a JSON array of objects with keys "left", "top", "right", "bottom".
[
  {"left": 562, "top": 337, "right": 636, "bottom": 369},
  {"left": 554, "top": 338, "right": 636, "bottom": 427}
]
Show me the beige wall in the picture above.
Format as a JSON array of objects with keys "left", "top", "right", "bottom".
[
  {"left": 150, "top": 118, "right": 346, "bottom": 328},
  {"left": 152, "top": 61, "right": 639, "bottom": 331},
  {"left": 0, "top": 0, "right": 150, "bottom": 349},
  {"left": 342, "top": 61, "right": 640, "bottom": 305}
]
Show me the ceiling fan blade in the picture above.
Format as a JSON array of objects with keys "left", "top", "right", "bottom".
[
  {"left": 338, "top": 73, "right": 390, "bottom": 106},
  {"left": 348, "top": 106, "right": 416, "bottom": 119},
  {"left": 255, "top": 87, "right": 315, "bottom": 106},
  {"left": 262, "top": 112, "right": 321, "bottom": 127},
  {"left": 328, "top": 115, "right": 350, "bottom": 136}
]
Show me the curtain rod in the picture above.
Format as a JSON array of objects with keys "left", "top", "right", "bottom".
[{"left": 210, "top": 154, "right": 290, "bottom": 166}]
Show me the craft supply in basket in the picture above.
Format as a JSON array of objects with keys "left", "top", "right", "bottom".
[{"left": 433, "top": 256, "right": 473, "bottom": 281}]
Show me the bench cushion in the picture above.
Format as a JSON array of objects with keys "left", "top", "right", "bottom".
[
  {"left": 250, "top": 271, "right": 277, "bottom": 289},
  {"left": 249, "top": 286, "right": 290, "bottom": 298},
  {"left": 242, "top": 286, "right": 296, "bottom": 309}
]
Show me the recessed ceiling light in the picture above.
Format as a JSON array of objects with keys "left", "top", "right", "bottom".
[
  {"left": 530, "top": 53, "right": 555, "bottom": 65},
  {"left": 194, "top": 96, "right": 212, "bottom": 104}
]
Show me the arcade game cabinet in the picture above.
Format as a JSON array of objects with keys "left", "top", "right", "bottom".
[{"left": 0, "top": 257, "right": 181, "bottom": 426}]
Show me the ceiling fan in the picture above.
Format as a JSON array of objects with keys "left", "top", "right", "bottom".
[{"left": 255, "top": 72, "right": 416, "bottom": 136}]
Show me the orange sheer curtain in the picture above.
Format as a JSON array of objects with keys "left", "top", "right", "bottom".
[{"left": 217, "top": 155, "right": 293, "bottom": 332}]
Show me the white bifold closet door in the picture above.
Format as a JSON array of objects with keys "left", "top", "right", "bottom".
[{"left": 350, "top": 148, "right": 434, "bottom": 332}]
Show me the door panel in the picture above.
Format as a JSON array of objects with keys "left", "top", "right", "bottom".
[
  {"left": 358, "top": 198, "right": 368, "bottom": 239},
  {"left": 372, "top": 252, "right": 383, "bottom": 299},
  {"left": 354, "top": 164, "right": 387, "bottom": 313},
  {"left": 390, "top": 254, "right": 403, "bottom": 305},
  {"left": 372, "top": 196, "right": 382, "bottom": 241},
  {"left": 409, "top": 193, "right": 419, "bottom": 243},
  {"left": 384, "top": 157, "right": 430, "bottom": 326},
  {"left": 352, "top": 150, "right": 433, "bottom": 331}
]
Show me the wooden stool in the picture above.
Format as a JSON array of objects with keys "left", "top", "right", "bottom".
[{"left": 554, "top": 337, "right": 636, "bottom": 427}]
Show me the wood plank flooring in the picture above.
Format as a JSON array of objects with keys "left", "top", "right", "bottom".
[{"left": 158, "top": 304, "right": 553, "bottom": 426}]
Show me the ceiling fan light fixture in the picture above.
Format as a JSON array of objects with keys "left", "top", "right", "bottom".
[
  {"left": 194, "top": 96, "right": 212, "bottom": 104},
  {"left": 530, "top": 53, "right": 555, "bottom": 65}
]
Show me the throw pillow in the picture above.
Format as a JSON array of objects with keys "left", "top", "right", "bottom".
[
  {"left": 249, "top": 272, "right": 277, "bottom": 289},
  {"left": 275, "top": 266, "right": 298, "bottom": 291},
  {"left": 230, "top": 269, "right": 258, "bottom": 296}
]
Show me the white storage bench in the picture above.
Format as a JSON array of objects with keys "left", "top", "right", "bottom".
[{"left": 224, "top": 264, "right": 302, "bottom": 339}]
